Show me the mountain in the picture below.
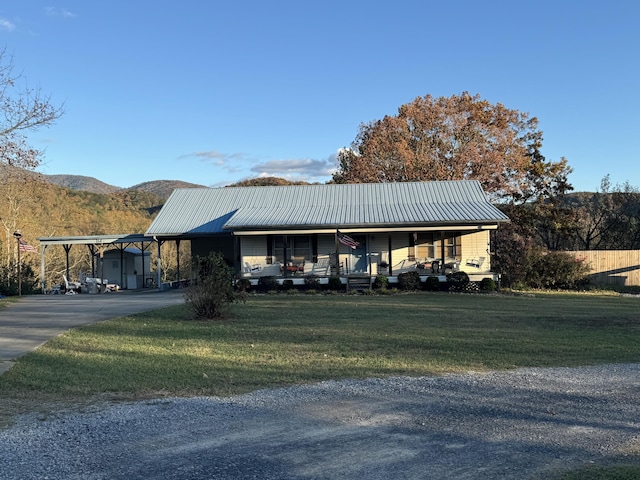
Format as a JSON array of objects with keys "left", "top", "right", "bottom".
[
  {"left": 127, "top": 180, "right": 206, "bottom": 200},
  {"left": 41, "top": 174, "right": 309, "bottom": 200},
  {"left": 45, "top": 174, "right": 120, "bottom": 195},
  {"left": 39, "top": 173, "right": 206, "bottom": 201}
]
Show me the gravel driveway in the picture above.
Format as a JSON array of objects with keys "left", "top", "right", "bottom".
[{"left": 1, "top": 363, "right": 639, "bottom": 479}]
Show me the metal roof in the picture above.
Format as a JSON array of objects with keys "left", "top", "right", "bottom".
[
  {"left": 36, "top": 234, "right": 156, "bottom": 247},
  {"left": 145, "top": 180, "right": 510, "bottom": 237}
]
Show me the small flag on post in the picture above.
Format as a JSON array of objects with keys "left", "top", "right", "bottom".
[
  {"left": 19, "top": 239, "right": 37, "bottom": 253},
  {"left": 337, "top": 230, "right": 360, "bottom": 249}
]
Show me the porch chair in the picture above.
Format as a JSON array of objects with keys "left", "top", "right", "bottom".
[
  {"left": 329, "top": 254, "right": 343, "bottom": 276},
  {"left": 244, "top": 262, "right": 262, "bottom": 275},
  {"left": 465, "top": 257, "right": 485, "bottom": 269},
  {"left": 294, "top": 258, "right": 305, "bottom": 275},
  {"left": 62, "top": 275, "right": 81, "bottom": 294}
]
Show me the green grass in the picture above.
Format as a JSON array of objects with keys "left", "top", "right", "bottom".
[
  {"left": 551, "top": 465, "right": 640, "bottom": 480},
  {"left": 2, "top": 292, "right": 639, "bottom": 478},
  {"left": 2, "top": 292, "right": 639, "bottom": 399}
]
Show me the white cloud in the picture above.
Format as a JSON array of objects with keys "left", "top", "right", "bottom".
[
  {"left": 250, "top": 155, "right": 337, "bottom": 182},
  {"left": 44, "top": 7, "right": 77, "bottom": 18},
  {"left": 184, "top": 150, "right": 251, "bottom": 167},
  {"left": 0, "top": 18, "right": 16, "bottom": 31},
  {"left": 180, "top": 150, "right": 339, "bottom": 184}
]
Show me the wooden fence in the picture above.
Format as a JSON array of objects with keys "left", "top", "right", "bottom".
[{"left": 570, "top": 250, "right": 640, "bottom": 286}]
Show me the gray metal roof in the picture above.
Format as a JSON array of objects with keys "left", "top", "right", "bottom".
[
  {"left": 37, "top": 234, "right": 156, "bottom": 246},
  {"left": 145, "top": 180, "right": 510, "bottom": 236}
]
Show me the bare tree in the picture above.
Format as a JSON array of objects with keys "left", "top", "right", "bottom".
[{"left": 0, "top": 48, "right": 64, "bottom": 170}]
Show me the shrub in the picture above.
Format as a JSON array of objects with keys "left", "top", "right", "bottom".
[
  {"left": 424, "top": 275, "right": 440, "bottom": 292},
  {"left": 524, "top": 250, "right": 591, "bottom": 290},
  {"left": 304, "top": 275, "right": 321, "bottom": 290},
  {"left": 235, "top": 278, "right": 251, "bottom": 293},
  {"left": 184, "top": 252, "right": 244, "bottom": 319},
  {"left": 398, "top": 270, "right": 421, "bottom": 291},
  {"left": 327, "top": 276, "right": 344, "bottom": 291},
  {"left": 373, "top": 274, "right": 389, "bottom": 290},
  {"left": 0, "top": 261, "right": 38, "bottom": 296},
  {"left": 479, "top": 277, "right": 496, "bottom": 292},
  {"left": 258, "top": 276, "right": 279, "bottom": 292},
  {"left": 281, "top": 279, "right": 295, "bottom": 291},
  {"left": 378, "top": 287, "right": 399, "bottom": 295},
  {"left": 447, "top": 271, "right": 470, "bottom": 292}
]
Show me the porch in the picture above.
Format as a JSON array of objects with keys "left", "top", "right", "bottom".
[{"left": 237, "top": 229, "right": 492, "bottom": 279}]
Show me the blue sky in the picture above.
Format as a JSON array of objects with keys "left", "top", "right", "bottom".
[{"left": 1, "top": 1, "right": 638, "bottom": 192}]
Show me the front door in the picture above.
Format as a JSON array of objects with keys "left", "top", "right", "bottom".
[{"left": 349, "top": 235, "right": 368, "bottom": 274}]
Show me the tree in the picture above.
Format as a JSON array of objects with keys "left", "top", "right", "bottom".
[
  {"left": 227, "top": 177, "right": 310, "bottom": 187},
  {"left": 333, "top": 92, "right": 571, "bottom": 202},
  {"left": 0, "top": 48, "right": 64, "bottom": 170},
  {"left": 0, "top": 49, "right": 64, "bottom": 289},
  {"left": 565, "top": 176, "right": 640, "bottom": 250}
]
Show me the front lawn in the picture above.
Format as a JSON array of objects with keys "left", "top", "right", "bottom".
[{"left": 2, "top": 292, "right": 639, "bottom": 402}]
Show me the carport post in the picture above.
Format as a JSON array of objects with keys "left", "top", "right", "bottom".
[
  {"left": 155, "top": 237, "right": 162, "bottom": 289},
  {"left": 63, "top": 244, "right": 72, "bottom": 282},
  {"left": 40, "top": 246, "right": 46, "bottom": 293}
]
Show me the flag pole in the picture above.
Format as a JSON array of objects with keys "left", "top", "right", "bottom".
[{"left": 13, "top": 231, "right": 22, "bottom": 296}]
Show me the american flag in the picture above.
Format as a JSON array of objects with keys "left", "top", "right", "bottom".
[
  {"left": 19, "top": 239, "right": 37, "bottom": 253},
  {"left": 337, "top": 230, "right": 360, "bottom": 249}
]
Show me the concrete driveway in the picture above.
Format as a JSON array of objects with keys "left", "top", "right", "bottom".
[{"left": 0, "top": 289, "right": 185, "bottom": 375}]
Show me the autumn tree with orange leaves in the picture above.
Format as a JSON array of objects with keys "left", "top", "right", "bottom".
[{"left": 333, "top": 92, "right": 572, "bottom": 203}]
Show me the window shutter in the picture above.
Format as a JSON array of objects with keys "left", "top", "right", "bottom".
[
  {"left": 312, "top": 235, "right": 318, "bottom": 263},
  {"left": 266, "top": 235, "right": 273, "bottom": 264},
  {"left": 408, "top": 233, "right": 416, "bottom": 261}
]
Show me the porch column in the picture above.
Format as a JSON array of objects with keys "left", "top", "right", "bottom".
[
  {"left": 387, "top": 234, "right": 392, "bottom": 276},
  {"left": 176, "top": 239, "right": 181, "bottom": 284},
  {"left": 283, "top": 235, "right": 288, "bottom": 277}
]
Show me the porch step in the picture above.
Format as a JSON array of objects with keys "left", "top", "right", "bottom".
[{"left": 347, "top": 276, "right": 372, "bottom": 292}]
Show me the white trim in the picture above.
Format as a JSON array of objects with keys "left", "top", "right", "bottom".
[{"left": 231, "top": 225, "right": 498, "bottom": 236}]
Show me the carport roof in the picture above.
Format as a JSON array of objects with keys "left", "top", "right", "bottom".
[{"left": 36, "top": 233, "right": 156, "bottom": 247}]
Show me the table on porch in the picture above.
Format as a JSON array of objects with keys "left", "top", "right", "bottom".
[
  {"left": 281, "top": 263, "right": 305, "bottom": 275},
  {"left": 415, "top": 259, "right": 460, "bottom": 274}
]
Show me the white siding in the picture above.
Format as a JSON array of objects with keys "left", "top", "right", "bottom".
[{"left": 459, "top": 231, "right": 491, "bottom": 273}]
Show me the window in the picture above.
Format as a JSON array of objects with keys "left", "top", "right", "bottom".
[
  {"left": 411, "top": 232, "right": 461, "bottom": 261},
  {"left": 273, "top": 235, "right": 311, "bottom": 263},
  {"left": 415, "top": 232, "right": 436, "bottom": 259},
  {"left": 443, "top": 233, "right": 461, "bottom": 260}
]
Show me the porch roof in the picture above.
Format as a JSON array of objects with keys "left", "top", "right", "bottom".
[{"left": 146, "top": 180, "right": 509, "bottom": 237}]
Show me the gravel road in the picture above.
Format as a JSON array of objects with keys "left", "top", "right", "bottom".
[{"left": 1, "top": 364, "right": 639, "bottom": 480}]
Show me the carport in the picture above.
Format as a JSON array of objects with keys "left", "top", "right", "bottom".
[{"left": 36, "top": 234, "right": 161, "bottom": 293}]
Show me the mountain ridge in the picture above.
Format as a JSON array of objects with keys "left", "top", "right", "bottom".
[{"left": 42, "top": 174, "right": 206, "bottom": 200}]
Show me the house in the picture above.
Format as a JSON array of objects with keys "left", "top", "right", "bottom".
[{"left": 145, "top": 180, "right": 509, "bottom": 285}]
